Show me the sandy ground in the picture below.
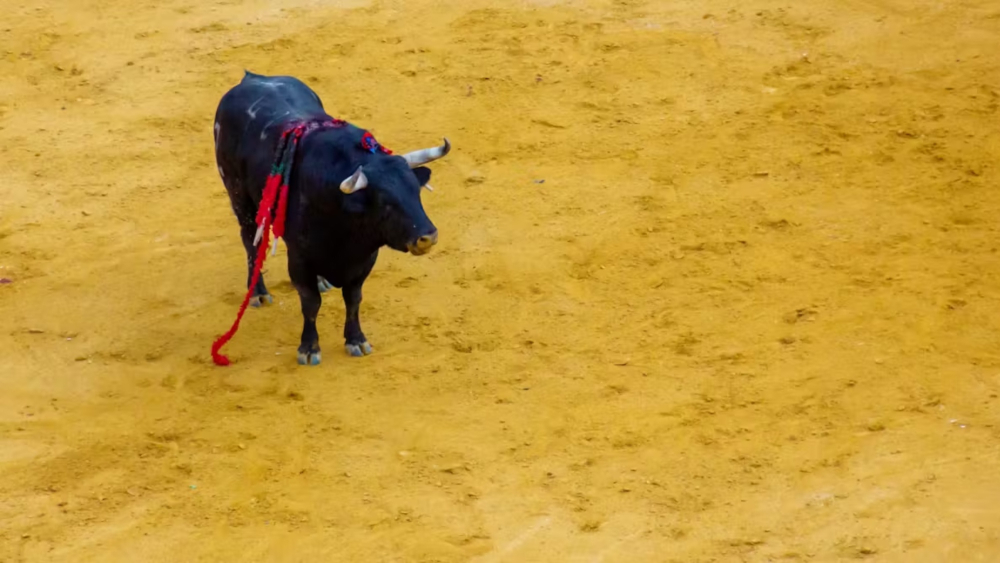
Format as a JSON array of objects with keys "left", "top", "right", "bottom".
[{"left": 2, "top": 0, "right": 1000, "bottom": 561}]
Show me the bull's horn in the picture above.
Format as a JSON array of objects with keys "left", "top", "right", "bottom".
[
  {"left": 340, "top": 166, "right": 369, "bottom": 194},
  {"left": 401, "top": 138, "right": 451, "bottom": 168},
  {"left": 423, "top": 183, "right": 434, "bottom": 192}
]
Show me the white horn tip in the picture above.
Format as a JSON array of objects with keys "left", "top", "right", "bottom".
[
  {"left": 423, "top": 183, "right": 434, "bottom": 192},
  {"left": 340, "top": 166, "right": 368, "bottom": 193}
]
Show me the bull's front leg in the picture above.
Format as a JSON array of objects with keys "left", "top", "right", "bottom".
[
  {"left": 293, "top": 282, "right": 322, "bottom": 365},
  {"left": 289, "top": 261, "right": 323, "bottom": 366},
  {"left": 343, "top": 282, "right": 373, "bottom": 357}
]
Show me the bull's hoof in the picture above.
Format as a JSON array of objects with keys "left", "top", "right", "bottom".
[
  {"left": 345, "top": 341, "right": 373, "bottom": 357},
  {"left": 249, "top": 294, "right": 273, "bottom": 308},
  {"left": 317, "top": 276, "right": 334, "bottom": 293},
  {"left": 297, "top": 351, "right": 322, "bottom": 366}
]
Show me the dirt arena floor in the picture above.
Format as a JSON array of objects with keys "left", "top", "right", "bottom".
[{"left": 2, "top": 0, "right": 1000, "bottom": 560}]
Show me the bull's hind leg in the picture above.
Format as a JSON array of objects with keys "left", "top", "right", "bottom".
[
  {"left": 221, "top": 174, "right": 274, "bottom": 308},
  {"left": 240, "top": 222, "right": 273, "bottom": 307}
]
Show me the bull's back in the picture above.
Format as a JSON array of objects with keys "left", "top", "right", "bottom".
[{"left": 214, "top": 72, "right": 328, "bottom": 201}]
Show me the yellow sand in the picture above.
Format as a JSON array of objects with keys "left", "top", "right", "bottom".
[{"left": 2, "top": 0, "right": 999, "bottom": 560}]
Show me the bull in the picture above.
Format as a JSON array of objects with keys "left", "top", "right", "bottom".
[{"left": 213, "top": 71, "right": 450, "bottom": 365}]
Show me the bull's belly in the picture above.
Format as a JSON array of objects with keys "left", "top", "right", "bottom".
[{"left": 286, "top": 239, "right": 379, "bottom": 290}]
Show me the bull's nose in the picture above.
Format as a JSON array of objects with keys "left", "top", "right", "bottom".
[{"left": 416, "top": 230, "right": 438, "bottom": 251}]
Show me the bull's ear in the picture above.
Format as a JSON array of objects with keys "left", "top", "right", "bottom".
[{"left": 412, "top": 166, "right": 432, "bottom": 187}]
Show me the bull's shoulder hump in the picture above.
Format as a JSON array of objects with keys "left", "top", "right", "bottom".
[
  {"left": 239, "top": 72, "right": 314, "bottom": 93},
  {"left": 225, "top": 72, "right": 324, "bottom": 110}
]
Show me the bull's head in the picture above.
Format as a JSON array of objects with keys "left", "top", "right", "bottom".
[{"left": 339, "top": 138, "right": 450, "bottom": 256}]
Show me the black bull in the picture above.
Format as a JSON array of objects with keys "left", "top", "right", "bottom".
[{"left": 213, "top": 71, "right": 451, "bottom": 365}]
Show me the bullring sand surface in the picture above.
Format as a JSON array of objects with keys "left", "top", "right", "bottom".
[{"left": 2, "top": 0, "right": 1000, "bottom": 561}]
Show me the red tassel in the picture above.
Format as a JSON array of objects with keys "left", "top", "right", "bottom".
[
  {"left": 211, "top": 219, "right": 271, "bottom": 366},
  {"left": 272, "top": 127, "right": 304, "bottom": 240},
  {"left": 210, "top": 123, "right": 332, "bottom": 365},
  {"left": 272, "top": 183, "right": 290, "bottom": 239},
  {"left": 213, "top": 154, "right": 284, "bottom": 365},
  {"left": 255, "top": 174, "right": 281, "bottom": 226}
]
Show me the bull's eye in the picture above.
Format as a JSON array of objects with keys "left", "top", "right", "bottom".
[{"left": 366, "top": 191, "right": 384, "bottom": 208}]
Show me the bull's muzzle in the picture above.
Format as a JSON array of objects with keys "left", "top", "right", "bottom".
[{"left": 408, "top": 230, "right": 438, "bottom": 256}]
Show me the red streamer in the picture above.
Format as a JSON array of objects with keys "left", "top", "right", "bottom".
[{"left": 211, "top": 214, "right": 272, "bottom": 366}]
